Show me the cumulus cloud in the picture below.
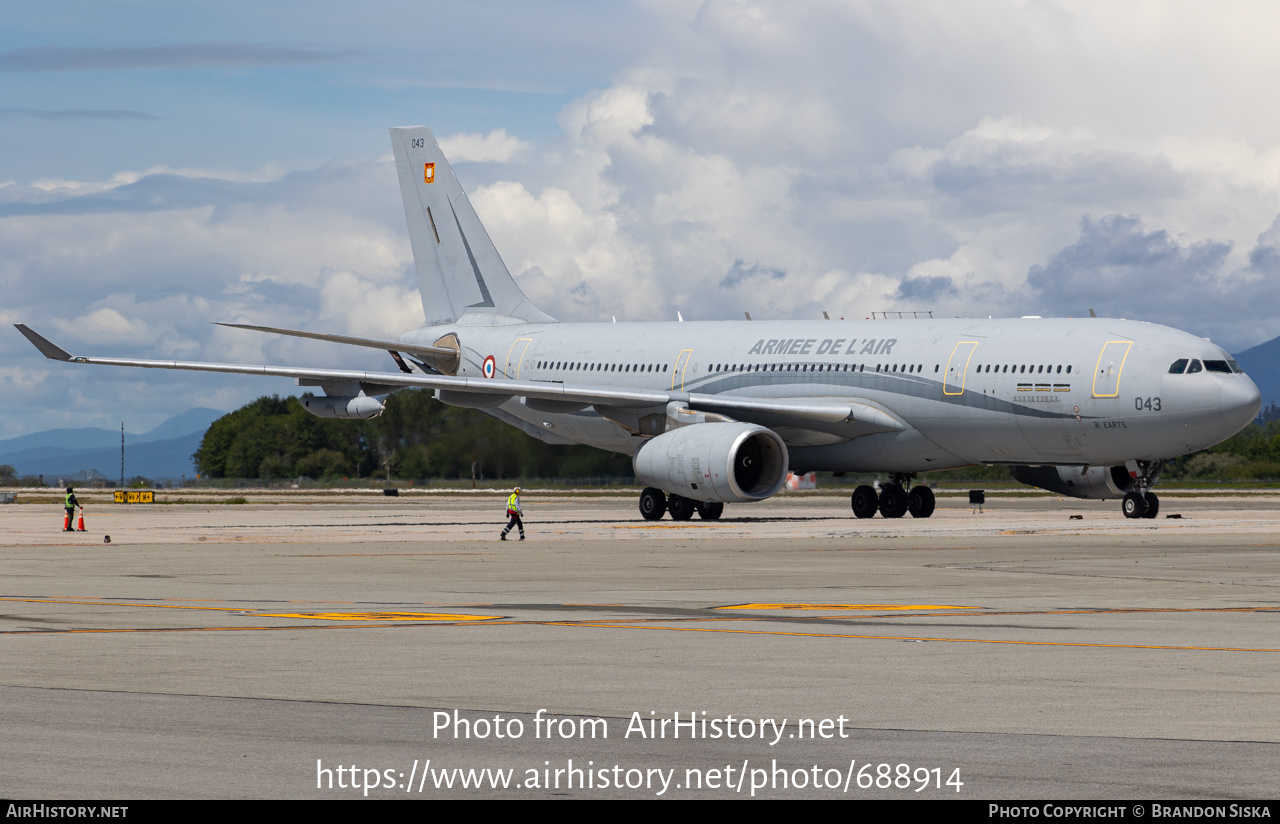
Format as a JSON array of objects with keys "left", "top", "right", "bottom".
[
  {"left": 439, "top": 129, "right": 531, "bottom": 163},
  {"left": 11, "top": 0, "right": 1280, "bottom": 437},
  {"left": 1, "top": 156, "right": 417, "bottom": 433},
  {"left": 448, "top": 0, "right": 1280, "bottom": 345},
  {"left": 1025, "top": 214, "right": 1280, "bottom": 347},
  {"left": 52, "top": 307, "right": 154, "bottom": 345}
]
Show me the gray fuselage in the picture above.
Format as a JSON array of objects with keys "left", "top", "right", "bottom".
[{"left": 402, "top": 316, "right": 1261, "bottom": 473}]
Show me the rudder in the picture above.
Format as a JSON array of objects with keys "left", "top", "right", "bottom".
[{"left": 389, "top": 126, "right": 555, "bottom": 326}]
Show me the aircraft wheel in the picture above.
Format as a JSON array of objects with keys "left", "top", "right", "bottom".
[
  {"left": 878, "top": 486, "right": 908, "bottom": 518},
  {"left": 908, "top": 485, "right": 936, "bottom": 518},
  {"left": 1122, "top": 491, "right": 1147, "bottom": 519},
  {"left": 639, "top": 487, "right": 667, "bottom": 521},
  {"left": 696, "top": 501, "right": 724, "bottom": 520},
  {"left": 668, "top": 494, "right": 696, "bottom": 521},
  {"left": 850, "top": 485, "right": 878, "bottom": 519},
  {"left": 1141, "top": 492, "right": 1160, "bottom": 519}
]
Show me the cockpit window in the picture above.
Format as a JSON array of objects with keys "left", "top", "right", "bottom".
[
  {"left": 1186, "top": 359, "right": 1203, "bottom": 373},
  {"left": 1204, "top": 360, "right": 1232, "bottom": 374},
  {"left": 1228, "top": 359, "right": 1245, "bottom": 374},
  {"left": 1168, "top": 359, "right": 1188, "bottom": 374}
]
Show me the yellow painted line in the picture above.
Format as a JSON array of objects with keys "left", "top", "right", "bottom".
[
  {"left": 717, "top": 603, "right": 970, "bottom": 611},
  {"left": 543, "top": 621, "right": 1280, "bottom": 652},
  {"left": 255, "top": 611, "right": 497, "bottom": 622},
  {"left": 962, "top": 606, "right": 1280, "bottom": 617}
]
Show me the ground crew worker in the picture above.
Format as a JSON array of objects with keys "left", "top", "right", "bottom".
[
  {"left": 500, "top": 486, "right": 524, "bottom": 541},
  {"left": 64, "top": 486, "right": 81, "bottom": 532}
]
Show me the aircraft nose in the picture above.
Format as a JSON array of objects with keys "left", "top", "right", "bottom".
[{"left": 1219, "top": 376, "right": 1262, "bottom": 432}]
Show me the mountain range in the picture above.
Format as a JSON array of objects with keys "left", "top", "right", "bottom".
[
  {"left": 1233, "top": 336, "right": 1280, "bottom": 409},
  {"left": 0, "top": 408, "right": 224, "bottom": 482}
]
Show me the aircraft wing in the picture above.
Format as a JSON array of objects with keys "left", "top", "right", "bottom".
[{"left": 14, "top": 324, "right": 904, "bottom": 440}]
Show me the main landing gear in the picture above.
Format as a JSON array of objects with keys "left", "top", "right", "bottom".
[
  {"left": 1121, "top": 459, "right": 1163, "bottom": 520},
  {"left": 638, "top": 487, "right": 723, "bottom": 521},
  {"left": 850, "top": 474, "right": 936, "bottom": 519}
]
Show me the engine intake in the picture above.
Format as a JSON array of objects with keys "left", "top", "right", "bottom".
[{"left": 633, "top": 422, "right": 788, "bottom": 503}]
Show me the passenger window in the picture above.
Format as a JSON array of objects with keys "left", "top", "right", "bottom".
[
  {"left": 1168, "top": 359, "right": 1188, "bottom": 374},
  {"left": 1187, "top": 359, "right": 1202, "bottom": 373}
]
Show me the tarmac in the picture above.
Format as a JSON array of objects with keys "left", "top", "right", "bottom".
[{"left": 3, "top": 489, "right": 1280, "bottom": 799}]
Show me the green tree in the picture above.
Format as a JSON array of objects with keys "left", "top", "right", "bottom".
[{"left": 193, "top": 390, "right": 633, "bottom": 481}]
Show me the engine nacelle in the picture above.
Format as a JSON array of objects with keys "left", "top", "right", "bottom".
[
  {"left": 301, "top": 395, "right": 385, "bottom": 420},
  {"left": 633, "top": 422, "right": 789, "bottom": 503},
  {"left": 1010, "top": 464, "right": 1133, "bottom": 499}
]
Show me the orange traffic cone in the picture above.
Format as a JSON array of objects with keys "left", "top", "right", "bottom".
[
  {"left": 63, "top": 512, "right": 71, "bottom": 531},
  {"left": 77, "top": 510, "right": 86, "bottom": 532}
]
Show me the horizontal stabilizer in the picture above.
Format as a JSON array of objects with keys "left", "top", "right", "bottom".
[{"left": 214, "top": 322, "right": 457, "bottom": 359}]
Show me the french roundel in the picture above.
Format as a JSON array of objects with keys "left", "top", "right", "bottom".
[{"left": 482, "top": 355, "right": 496, "bottom": 378}]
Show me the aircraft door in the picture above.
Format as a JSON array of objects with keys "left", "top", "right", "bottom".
[
  {"left": 505, "top": 337, "right": 534, "bottom": 379},
  {"left": 1091, "top": 341, "right": 1133, "bottom": 398},
  {"left": 672, "top": 349, "right": 693, "bottom": 391},
  {"left": 943, "top": 341, "right": 979, "bottom": 396}
]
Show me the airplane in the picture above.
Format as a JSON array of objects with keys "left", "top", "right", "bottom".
[{"left": 15, "top": 126, "right": 1263, "bottom": 522}]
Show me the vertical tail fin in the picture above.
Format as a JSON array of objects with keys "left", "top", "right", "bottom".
[{"left": 390, "top": 126, "right": 555, "bottom": 326}]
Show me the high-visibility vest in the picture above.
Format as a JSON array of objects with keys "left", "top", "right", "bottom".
[
  {"left": 507, "top": 493, "right": 520, "bottom": 515},
  {"left": 65, "top": 492, "right": 75, "bottom": 508}
]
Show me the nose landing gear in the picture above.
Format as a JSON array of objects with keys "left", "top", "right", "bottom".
[{"left": 1121, "top": 460, "right": 1163, "bottom": 519}]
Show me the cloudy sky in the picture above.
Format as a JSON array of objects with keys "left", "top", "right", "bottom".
[{"left": 5, "top": 0, "right": 1280, "bottom": 438}]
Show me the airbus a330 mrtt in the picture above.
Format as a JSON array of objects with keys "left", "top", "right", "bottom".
[{"left": 15, "top": 126, "right": 1263, "bottom": 521}]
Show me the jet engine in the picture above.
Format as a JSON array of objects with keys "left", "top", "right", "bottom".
[
  {"left": 633, "top": 422, "right": 789, "bottom": 503},
  {"left": 1010, "top": 464, "right": 1133, "bottom": 499},
  {"left": 301, "top": 395, "right": 385, "bottom": 420}
]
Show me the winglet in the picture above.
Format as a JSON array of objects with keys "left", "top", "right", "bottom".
[{"left": 14, "top": 324, "right": 75, "bottom": 361}]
